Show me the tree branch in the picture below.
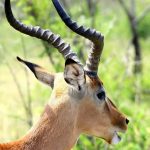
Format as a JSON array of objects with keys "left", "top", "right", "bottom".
[
  {"left": 130, "top": 0, "right": 136, "bottom": 16},
  {"left": 136, "top": 5, "right": 150, "bottom": 23},
  {"left": 118, "top": 0, "right": 133, "bottom": 19},
  {"left": 21, "top": 36, "right": 33, "bottom": 127},
  {"left": 1, "top": 44, "right": 31, "bottom": 126}
]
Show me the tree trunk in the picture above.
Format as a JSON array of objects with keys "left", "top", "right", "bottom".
[
  {"left": 118, "top": 0, "right": 142, "bottom": 74},
  {"left": 130, "top": 18, "right": 142, "bottom": 74}
]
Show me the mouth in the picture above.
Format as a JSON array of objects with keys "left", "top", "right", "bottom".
[{"left": 111, "top": 131, "right": 122, "bottom": 144}]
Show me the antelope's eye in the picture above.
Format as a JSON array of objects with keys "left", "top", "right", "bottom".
[{"left": 97, "top": 91, "right": 105, "bottom": 100}]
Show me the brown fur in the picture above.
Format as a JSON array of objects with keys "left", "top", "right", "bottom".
[
  {"left": 0, "top": 73, "right": 128, "bottom": 150},
  {"left": 88, "top": 76, "right": 103, "bottom": 88}
]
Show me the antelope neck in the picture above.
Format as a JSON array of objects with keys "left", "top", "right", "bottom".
[{"left": 0, "top": 103, "right": 79, "bottom": 150}]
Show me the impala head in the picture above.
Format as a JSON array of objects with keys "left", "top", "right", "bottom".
[{"left": 5, "top": 0, "right": 129, "bottom": 144}]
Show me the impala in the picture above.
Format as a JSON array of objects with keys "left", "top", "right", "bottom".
[{"left": 1, "top": 0, "right": 129, "bottom": 149}]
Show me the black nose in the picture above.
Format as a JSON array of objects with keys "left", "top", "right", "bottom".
[{"left": 126, "top": 118, "right": 129, "bottom": 124}]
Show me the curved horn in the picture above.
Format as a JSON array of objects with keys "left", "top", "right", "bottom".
[
  {"left": 52, "top": 0, "right": 104, "bottom": 76},
  {"left": 5, "top": 0, "right": 81, "bottom": 64}
]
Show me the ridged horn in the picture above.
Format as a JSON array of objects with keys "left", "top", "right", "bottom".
[
  {"left": 52, "top": 0, "right": 104, "bottom": 76},
  {"left": 4, "top": 0, "right": 81, "bottom": 64}
]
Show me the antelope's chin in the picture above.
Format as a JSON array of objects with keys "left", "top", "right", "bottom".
[{"left": 111, "top": 131, "right": 121, "bottom": 144}]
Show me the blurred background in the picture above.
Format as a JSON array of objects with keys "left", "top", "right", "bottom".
[{"left": 0, "top": 0, "right": 150, "bottom": 149}]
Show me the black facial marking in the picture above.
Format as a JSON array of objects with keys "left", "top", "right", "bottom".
[
  {"left": 78, "top": 85, "right": 81, "bottom": 91},
  {"left": 65, "top": 59, "right": 77, "bottom": 66},
  {"left": 64, "top": 78, "right": 71, "bottom": 84}
]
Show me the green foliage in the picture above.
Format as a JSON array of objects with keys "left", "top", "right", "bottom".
[{"left": 138, "top": 13, "right": 150, "bottom": 39}]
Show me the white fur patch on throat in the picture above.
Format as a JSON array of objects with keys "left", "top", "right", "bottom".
[{"left": 111, "top": 132, "right": 121, "bottom": 144}]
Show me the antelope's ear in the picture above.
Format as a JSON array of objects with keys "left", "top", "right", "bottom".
[
  {"left": 17, "top": 57, "right": 55, "bottom": 88},
  {"left": 64, "top": 59, "right": 86, "bottom": 90}
]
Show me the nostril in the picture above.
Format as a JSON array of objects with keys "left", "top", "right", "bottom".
[{"left": 126, "top": 118, "right": 129, "bottom": 124}]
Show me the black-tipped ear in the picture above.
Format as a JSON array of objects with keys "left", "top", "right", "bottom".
[
  {"left": 64, "top": 59, "right": 86, "bottom": 90},
  {"left": 17, "top": 56, "right": 39, "bottom": 76},
  {"left": 17, "top": 56, "right": 55, "bottom": 88}
]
